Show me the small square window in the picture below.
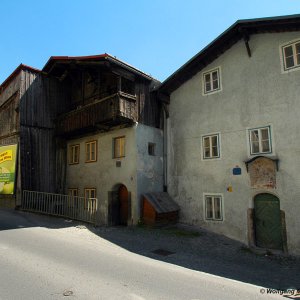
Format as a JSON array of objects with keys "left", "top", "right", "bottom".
[
  {"left": 148, "top": 143, "right": 156, "bottom": 156},
  {"left": 202, "top": 134, "right": 220, "bottom": 159},
  {"left": 85, "top": 141, "right": 97, "bottom": 163},
  {"left": 249, "top": 126, "right": 272, "bottom": 155},
  {"left": 205, "top": 195, "right": 223, "bottom": 221},
  {"left": 113, "top": 136, "right": 125, "bottom": 158},
  {"left": 69, "top": 144, "right": 80, "bottom": 164},
  {"left": 282, "top": 40, "right": 300, "bottom": 71},
  {"left": 203, "top": 68, "right": 221, "bottom": 94}
]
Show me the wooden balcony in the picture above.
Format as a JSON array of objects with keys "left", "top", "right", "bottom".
[{"left": 56, "top": 92, "right": 137, "bottom": 136}]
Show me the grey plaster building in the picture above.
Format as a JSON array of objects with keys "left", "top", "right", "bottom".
[{"left": 159, "top": 15, "right": 300, "bottom": 255}]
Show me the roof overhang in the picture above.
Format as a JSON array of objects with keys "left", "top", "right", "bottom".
[
  {"left": 0, "top": 64, "right": 40, "bottom": 92},
  {"left": 42, "top": 53, "right": 154, "bottom": 81},
  {"left": 159, "top": 14, "right": 300, "bottom": 96}
]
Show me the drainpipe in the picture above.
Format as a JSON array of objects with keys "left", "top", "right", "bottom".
[{"left": 163, "top": 103, "right": 169, "bottom": 193}]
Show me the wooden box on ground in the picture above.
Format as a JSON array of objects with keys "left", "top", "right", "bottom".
[{"left": 141, "top": 192, "right": 179, "bottom": 226}]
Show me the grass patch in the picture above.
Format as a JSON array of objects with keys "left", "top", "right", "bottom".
[
  {"left": 239, "top": 246, "right": 273, "bottom": 257},
  {"left": 239, "top": 246, "right": 253, "bottom": 254},
  {"left": 136, "top": 222, "right": 200, "bottom": 238},
  {"left": 161, "top": 227, "right": 201, "bottom": 238}
]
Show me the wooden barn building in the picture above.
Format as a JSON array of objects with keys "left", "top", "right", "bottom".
[{"left": 0, "top": 64, "right": 40, "bottom": 207}]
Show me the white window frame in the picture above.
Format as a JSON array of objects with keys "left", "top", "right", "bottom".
[
  {"left": 202, "top": 67, "right": 222, "bottom": 95},
  {"left": 281, "top": 39, "right": 300, "bottom": 72},
  {"left": 84, "top": 188, "right": 97, "bottom": 210},
  {"left": 203, "top": 193, "right": 224, "bottom": 221},
  {"left": 202, "top": 133, "right": 220, "bottom": 159},
  {"left": 248, "top": 126, "right": 272, "bottom": 155}
]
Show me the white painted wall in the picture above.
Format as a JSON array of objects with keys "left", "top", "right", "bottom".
[
  {"left": 66, "top": 123, "right": 164, "bottom": 225},
  {"left": 136, "top": 124, "right": 164, "bottom": 219},
  {"left": 66, "top": 127, "right": 137, "bottom": 225},
  {"left": 168, "top": 32, "right": 300, "bottom": 255}
]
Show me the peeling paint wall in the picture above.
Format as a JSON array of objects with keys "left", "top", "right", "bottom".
[{"left": 168, "top": 32, "right": 300, "bottom": 254}]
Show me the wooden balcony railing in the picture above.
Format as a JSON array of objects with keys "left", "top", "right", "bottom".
[{"left": 56, "top": 92, "right": 137, "bottom": 135}]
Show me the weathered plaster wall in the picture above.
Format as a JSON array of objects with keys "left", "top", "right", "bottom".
[
  {"left": 136, "top": 124, "right": 164, "bottom": 220},
  {"left": 168, "top": 32, "right": 300, "bottom": 254},
  {"left": 66, "top": 127, "right": 137, "bottom": 224},
  {"left": 66, "top": 123, "right": 164, "bottom": 225}
]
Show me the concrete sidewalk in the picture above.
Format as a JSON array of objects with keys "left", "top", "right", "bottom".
[{"left": 93, "top": 224, "right": 300, "bottom": 291}]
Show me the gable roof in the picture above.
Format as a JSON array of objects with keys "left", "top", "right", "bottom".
[
  {"left": 0, "top": 64, "right": 40, "bottom": 92},
  {"left": 143, "top": 192, "right": 180, "bottom": 213},
  {"left": 159, "top": 14, "right": 300, "bottom": 95},
  {"left": 42, "top": 53, "right": 154, "bottom": 81}
]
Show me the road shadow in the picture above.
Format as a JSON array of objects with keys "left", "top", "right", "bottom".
[
  {"left": 1, "top": 209, "right": 299, "bottom": 293},
  {"left": 91, "top": 224, "right": 300, "bottom": 292},
  {"left": 0, "top": 208, "right": 82, "bottom": 231}
]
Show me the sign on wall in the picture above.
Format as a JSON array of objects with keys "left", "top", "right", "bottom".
[
  {"left": 0, "top": 144, "right": 18, "bottom": 195},
  {"left": 232, "top": 166, "right": 242, "bottom": 175}
]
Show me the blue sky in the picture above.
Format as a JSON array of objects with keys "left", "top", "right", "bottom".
[{"left": 1, "top": 0, "right": 300, "bottom": 84}]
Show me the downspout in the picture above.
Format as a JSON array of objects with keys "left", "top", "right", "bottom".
[{"left": 163, "top": 102, "right": 169, "bottom": 192}]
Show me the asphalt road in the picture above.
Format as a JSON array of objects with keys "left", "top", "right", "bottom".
[{"left": 0, "top": 209, "right": 282, "bottom": 300}]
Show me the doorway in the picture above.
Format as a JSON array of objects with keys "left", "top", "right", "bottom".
[
  {"left": 118, "top": 184, "right": 129, "bottom": 225},
  {"left": 254, "top": 193, "right": 283, "bottom": 250},
  {"left": 109, "top": 184, "right": 130, "bottom": 226}
]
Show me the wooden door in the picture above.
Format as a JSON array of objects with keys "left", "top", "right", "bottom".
[
  {"left": 254, "top": 193, "right": 282, "bottom": 250},
  {"left": 118, "top": 185, "right": 128, "bottom": 225},
  {"left": 109, "top": 191, "right": 119, "bottom": 226}
]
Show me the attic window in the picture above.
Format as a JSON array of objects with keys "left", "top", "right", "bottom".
[
  {"left": 202, "top": 67, "right": 221, "bottom": 95},
  {"left": 121, "top": 77, "right": 135, "bottom": 95},
  {"left": 282, "top": 40, "right": 300, "bottom": 71}
]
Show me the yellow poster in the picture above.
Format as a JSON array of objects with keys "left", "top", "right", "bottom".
[{"left": 0, "top": 144, "right": 18, "bottom": 195}]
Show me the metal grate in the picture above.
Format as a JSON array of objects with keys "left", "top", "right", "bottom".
[{"left": 151, "top": 249, "right": 175, "bottom": 256}]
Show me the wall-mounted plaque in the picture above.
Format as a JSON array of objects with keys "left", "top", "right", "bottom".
[{"left": 233, "top": 166, "right": 241, "bottom": 175}]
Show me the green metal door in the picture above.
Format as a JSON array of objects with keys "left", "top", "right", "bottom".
[{"left": 254, "top": 193, "right": 282, "bottom": 250}]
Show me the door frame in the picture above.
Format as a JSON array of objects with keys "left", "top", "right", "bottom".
[
  {"left": 247, "top": 192, "right": 288, "bottom": 253},
  {"left": 108, "top": 183, "right": 131, "bottom": 226}
]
